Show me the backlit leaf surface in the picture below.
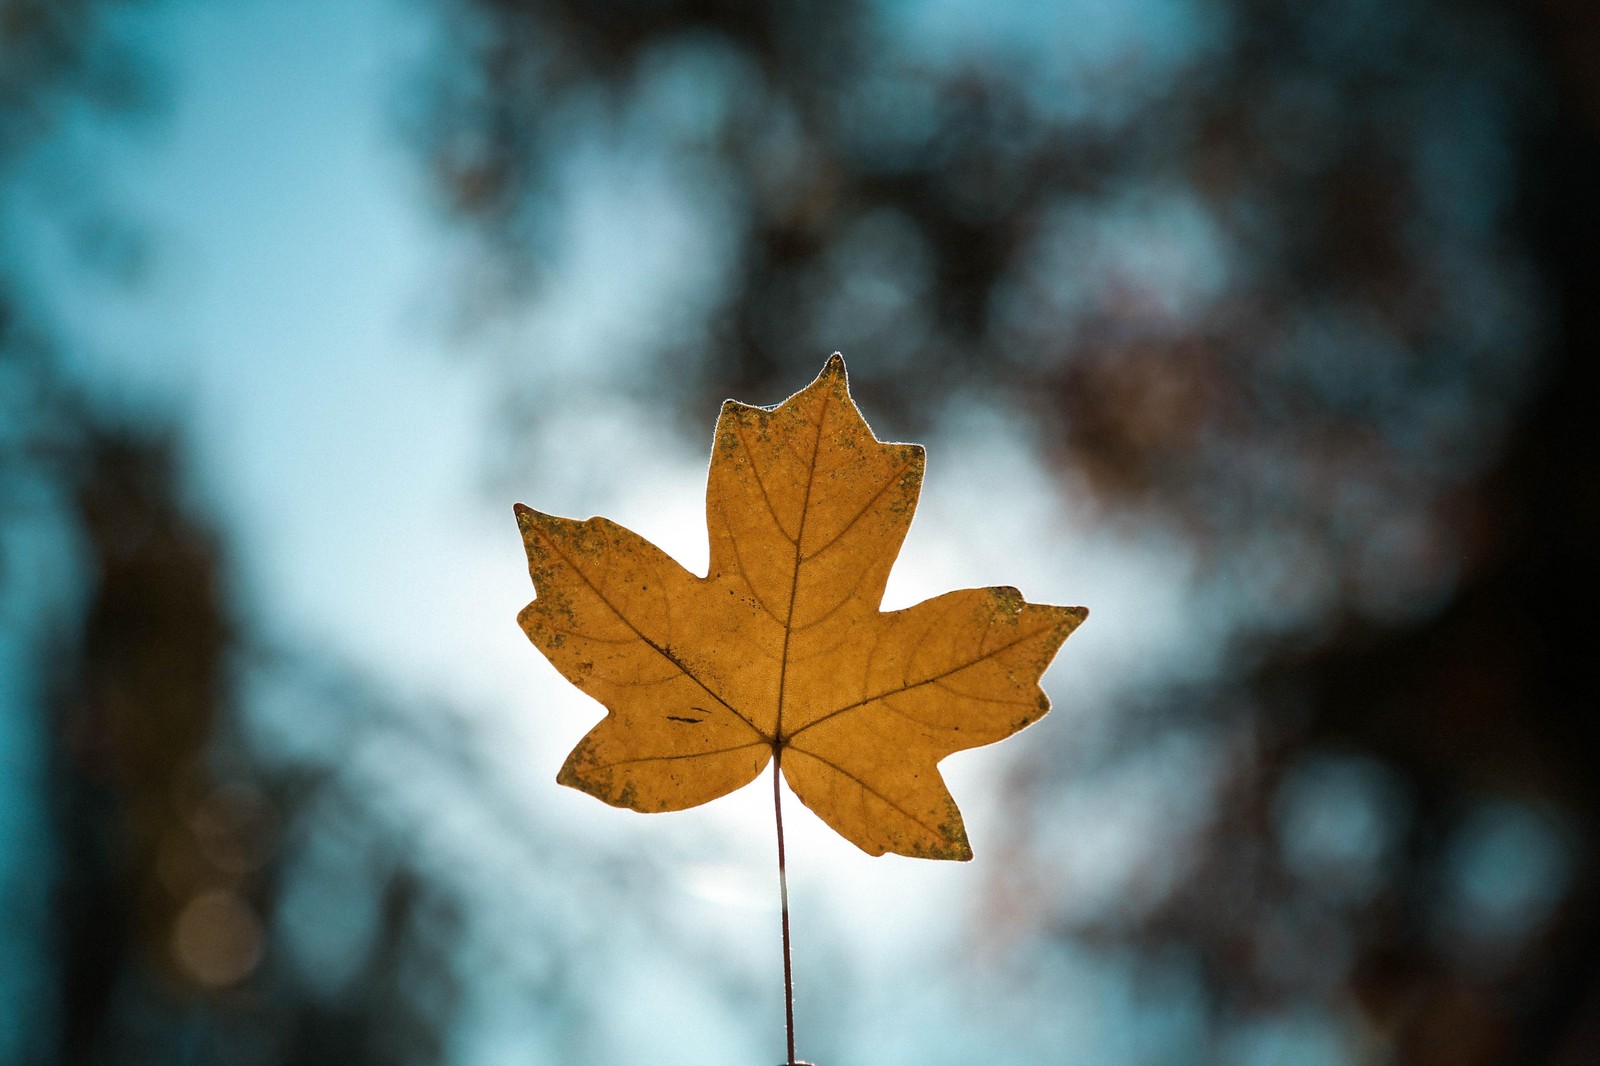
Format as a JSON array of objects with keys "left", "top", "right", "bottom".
[{"left": 516, "top": 356, "right": 1086, "bottom": 859}]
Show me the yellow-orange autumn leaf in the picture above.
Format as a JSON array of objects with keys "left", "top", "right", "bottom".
[{"left": 515, "top": 355, "right": 1086, "bottom": 860}]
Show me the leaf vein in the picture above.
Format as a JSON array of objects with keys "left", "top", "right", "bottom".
[
  {"left": 774, "top": 385, "right": 830, "bottom": 740},
  {"left": 730, "top": 417, "right": 798, "bottom": 545},
  {"left": 535, "top": 525, "right": 768, "bottom": 741},
  {"left": 717, "top": 498, "right": 789, "bottom": 629},
  {"left": 592, "top": 740, "right": 768, "bottom": 771},
  {"left": 786, "top": 747, "right": 944, "bottom": 840},
  {"left": 800, "top": 458, "right": 915, "bottom": 563},
  {"left": 789, "top": 528, "right": 901, "bottom": 632},
  {"left": 787, "top": 620, "right": 1056, "bottom": 741},
  {"left": 930, "top": 677, "right": 1036, "bottom": 707}
]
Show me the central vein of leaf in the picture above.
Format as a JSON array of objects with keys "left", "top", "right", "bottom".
[{"left": 773, "top": 391, "right": 828, "bottom": 748}]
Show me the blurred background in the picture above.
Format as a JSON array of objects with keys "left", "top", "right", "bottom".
[{"left": 2, "top": 0, "right": 1597, "bottom": 1062}]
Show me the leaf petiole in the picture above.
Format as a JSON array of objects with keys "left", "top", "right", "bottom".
[{"left": 773, "top": 745, "right": 798, "bottom": 1066}]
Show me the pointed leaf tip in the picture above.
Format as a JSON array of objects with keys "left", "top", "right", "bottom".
[{"left": 514, "top": 503, "right": 546, "bottom": 533}]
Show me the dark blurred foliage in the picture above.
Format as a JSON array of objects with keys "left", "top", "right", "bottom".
[
  {"left": 412, "top": 0, "right": 1600, "bottom": 1060},
  {"left": 2, "top": 284, "right": 697, "bottom": 1066},
  {"left": 0, "top": 0, "right": 153, "bottom": 156},
  {"left": 0, "top": 4, "right": 571, "bottom": 1062},
  {"left": 4, "top": 342, "right": 558, "bottom": 1060},
  {"left": 47, "top": 425, "right": 244, "bottom": 1058},
  {"left": 4, "top": 391, "right": 581, "bottom": 1062},
  {"left": 0, "top": 0, "right": 250, "bottom": 1057},
  {"left": 414, "top": 0, "right": 1551, "bottom": 609}
]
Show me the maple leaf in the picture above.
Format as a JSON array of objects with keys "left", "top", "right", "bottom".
[{"left": 515, "top": 355, "right": 1086, "bottom": 860}]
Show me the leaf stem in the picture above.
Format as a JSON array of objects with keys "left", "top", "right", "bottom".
[{"left": 773, "top": 747, "right": 797, "bottom": 1066}]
